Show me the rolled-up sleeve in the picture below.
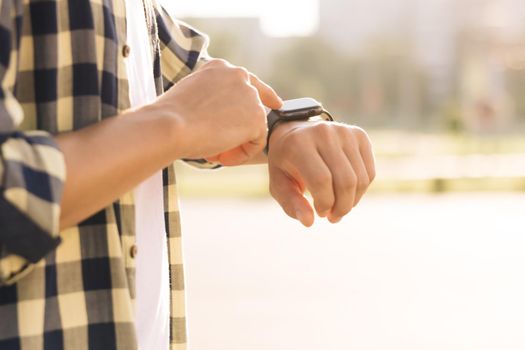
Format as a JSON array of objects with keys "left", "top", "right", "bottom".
[
  {"left": 156, "top": 6, "right": 221, "bottom": 170},
  {"left": 0, "top": 2, "right": 66, "bottom": 285},
  {"left": 156, "top": 6, "right": 211, "bottom": 90}
]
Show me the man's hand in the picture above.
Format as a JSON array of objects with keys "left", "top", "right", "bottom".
[
  {"left": 153, "top": 59, "right": 282, "bottom": 163},
  {"left": 57, "top": 59, "right": 281, "bottom": 228},
  {"left": 267, "top": 121, "right": 375, "bottom": 227}
]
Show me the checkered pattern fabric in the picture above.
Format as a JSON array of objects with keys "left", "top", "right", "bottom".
[{"left": 0, "top": 1, "right": 214, "bottom": 349}]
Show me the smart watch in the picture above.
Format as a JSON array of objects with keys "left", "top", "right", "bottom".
[{"left": 265, "top": 97, "right": 334, "bottom": 154}]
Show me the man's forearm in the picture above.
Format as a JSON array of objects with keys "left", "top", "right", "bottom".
[
  {"left": 56, "top": 105, "right": 179, "bottom": 230},
  {"left": 55, "top": 59, "right": 282, "bottom": 230}
]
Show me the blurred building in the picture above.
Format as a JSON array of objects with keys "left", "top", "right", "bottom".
[
  {"left": 319, "top": 0, "right": 410, "bottom": 52},
  {"left": 182, "top": 17, "right": 285, "bottom": 76},
  {"left": 455, "top": 0, "right": 525, "bottom": 132},
  {"left": 318, "top": 0, "right": 460, "bottom": 127},
  {"left": 183, "top": 0, "right": 525, "bottom": 131},
  {"left": 318, "top": 0, "right": 525, "bottom": 131}
]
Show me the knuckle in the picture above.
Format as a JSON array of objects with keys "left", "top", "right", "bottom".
[
  {"left": 214, "top": 58, "right": 229, "bottom": 66},
  {"left": 312, "top": 171, "right": 332, "bottom": 188},
  {"left": 206, "top": 58, "right": 228, "bottom": 67},
  {"left": 357, "top": 178, "right": 369, "bottom": 191},
  {"left": 369, "top": 169, "right": 377, "bottom": 182},
  {"left": 240, "top": 82, "right": 257, "bottom": 97},
  {"left": 333, "top": 122, "right": 347, "bottom": 132},
  {"left": 233, "top": 66, "right": 250, "bottom": 79},
  {"left": 342, "top": 129, "right": 361, "bottom": 145},
  {"left": 251, "top": 102, "right": 266, "bottom": 120},
  {"left": 316, "top": 122, "right": 333, "bottom": 136},
  {"left": 348, "top": 172, "right": 358, "bottom": 186},
  {"left": 341, "top": 184, "right": 353, "bottom": 194},
  {"left": 247, "top": 85, "right": 260, "bottom": 99},
  {"left": 353, "top": 126, "right": 370, "bottom": 141},
  {"left": 342, "top": 175, "right": 358, "bottom": 191}
]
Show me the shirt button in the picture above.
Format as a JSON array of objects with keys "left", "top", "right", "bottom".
[
  {"left": 122, "top": 45, "right": 131, "bottom": 58},
  {"left": 130, "top": 244, "right": 138, "bottom": 259}
]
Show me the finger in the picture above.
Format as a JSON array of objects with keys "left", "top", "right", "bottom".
[
  {"left": 359, "top": 139, "right": 376, "bottom": 183},
  {"left": 343, "top": 145, "right": 370, "bottom": 209},
  {"left": 294, "top": 150, "right": 335, "bottom": 218},
  {"left": 318, "top": 143, "right": 357, "bottom": 223},
  {"left": 269, "top": 166, "right": 314, "bottom": 227},
  {"left": 249, "top": 73, "right": 283, "bottom": 110}
]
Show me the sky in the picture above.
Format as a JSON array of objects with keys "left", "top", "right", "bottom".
[{"left": 161, "top": 0, "right": 319, "bottom": 37}]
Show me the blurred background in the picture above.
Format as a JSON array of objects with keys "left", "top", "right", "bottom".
[{"left": 161, "top": 1, "right": 525, "bottom": 349}]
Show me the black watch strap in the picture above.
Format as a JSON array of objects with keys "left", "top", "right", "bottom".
[
  {"left": 264, "top": 110, "right": 285, "bottom": 155},
  {"left": 266, "top": 110, "right": 282, "bottom": 134}
]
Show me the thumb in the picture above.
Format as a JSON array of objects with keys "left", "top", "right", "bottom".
[
  {"left": 269, "top": 166, "right": 314, "bottom": 227},
  {"left": 212, "top": 139, "right": 265, "bottom": 166}
]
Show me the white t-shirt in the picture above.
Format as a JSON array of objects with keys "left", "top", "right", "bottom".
[{"left": 125, "top": 1, "right": 170, "bottom": 349}]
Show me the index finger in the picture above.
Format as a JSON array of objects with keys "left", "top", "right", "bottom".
[{"left": 249, "top": 73, "right": 283, "bottom": 110}]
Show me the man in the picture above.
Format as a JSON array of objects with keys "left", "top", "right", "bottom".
[{"left": 0, "top": 0, "right": 375, "bottom": 349}]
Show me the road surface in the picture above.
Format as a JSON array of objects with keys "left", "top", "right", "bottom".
[{"left": 180, "top": 194, "right": 525, "bottom": 350}]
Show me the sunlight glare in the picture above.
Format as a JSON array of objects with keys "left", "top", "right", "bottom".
[{"left": 162, "top": 0, "right": 319, "bottom": 37}]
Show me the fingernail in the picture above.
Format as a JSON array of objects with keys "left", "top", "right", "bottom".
[{"left": 329, "top": 216, "right": 342, "bottom": 224}]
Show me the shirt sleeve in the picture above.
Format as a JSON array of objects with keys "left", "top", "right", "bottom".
[
  {"left": 156, "top": 5, "right": 211, "bottom": 91},
  {"left": 156, "top": 5, "right": 221, "bottom": 170},
  {"left": 0, "top": 2, "right": 66, "bottom": 285}
]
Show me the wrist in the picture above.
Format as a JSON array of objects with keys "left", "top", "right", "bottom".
[
  {"left": 133, "top": 102, "right": 188, "bottom": 160},
  {"left": 268, "top": 121, "right": 305, "bottom": 151}
]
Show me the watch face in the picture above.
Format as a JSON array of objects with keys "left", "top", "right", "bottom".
[
  {"left": 278, "top": 98, "right": 324, "bottom": 120},
  {"left": 280, "top": 98, "right": 321, "bottom": 112}
]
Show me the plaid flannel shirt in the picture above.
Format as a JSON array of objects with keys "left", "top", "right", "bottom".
[{"left": 0, "top": 0, "right": 215, "bottom": 349}]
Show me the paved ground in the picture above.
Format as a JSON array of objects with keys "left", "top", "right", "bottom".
[{"left": 180, "top": 194, "right": 525, "bottom": 350}]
